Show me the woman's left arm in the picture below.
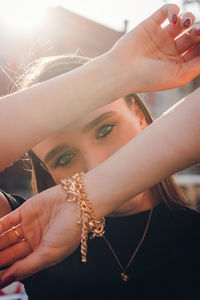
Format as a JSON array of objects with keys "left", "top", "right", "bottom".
[{"left": 0, "top": 85, "right": 199, "bottom": 284}]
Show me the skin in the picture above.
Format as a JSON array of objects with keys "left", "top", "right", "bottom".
[{"left": 33, "top": 98, "right": 159, "bottom": 216}]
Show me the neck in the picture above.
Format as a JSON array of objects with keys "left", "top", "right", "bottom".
[{"left": 107, "top": 189, "right": 161, "bottom": 217}]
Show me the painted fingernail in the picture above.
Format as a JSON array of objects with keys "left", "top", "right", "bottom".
[
  {"left": 171, "top": 14, "right": 178, "bottom": 27},
  {"left": 0, "top": 276, "right": 15, "bottom": 289},
  {"left": 195, "top": 27, "right": 200, "bottom": 36},
  {"left": 183, "top": 17, "right": 192, "bottom": 28}
]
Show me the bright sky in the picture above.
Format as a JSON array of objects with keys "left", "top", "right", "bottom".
[
  {"left": 49, "top": 0, "right": 168, "bottom": 31},
  {"left": 43, "top": 0, "right": 185, "bottom": 31},
  {"left": 0, "top": 0, "right": 196, "bottom": 33}
]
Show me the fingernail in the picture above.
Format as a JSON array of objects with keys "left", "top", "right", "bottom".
[
  {"left": 0, "top": 276, "right": 15, "bottom": 289},
  {"left": 183, "top": 17, "right": 192, "bottom": 28},
  {"left": 171, "top": 14, "right": 178, "bottom": 27},
  {"left": 195, "top": 27, "right": 200, "bottom": 36}
]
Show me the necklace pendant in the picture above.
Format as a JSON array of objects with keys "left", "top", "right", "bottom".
[{"left": 121, "top": 272, "right": 129, "bottom": 282}]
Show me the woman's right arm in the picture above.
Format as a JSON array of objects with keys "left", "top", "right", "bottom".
[
  {"left": 0, "top": 86, "right": 199, "bottom": 283},
  {"left": 1, "top": 4, "right": 200, "bottom": 170}
]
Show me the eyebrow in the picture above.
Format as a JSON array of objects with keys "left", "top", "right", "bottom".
[
  {"left": 82, "top": 111, "right": 117, "bottom": 133},
  {"left": 44, "top": 111, "right": 117, "bottom": 164}
]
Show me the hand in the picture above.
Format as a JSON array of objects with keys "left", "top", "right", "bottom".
[
  {"left": 109, "top": 4, "right": 200, "bottom": 93},
  {"left": 0, "top": 185, "right": 81, "bottom": 284}
]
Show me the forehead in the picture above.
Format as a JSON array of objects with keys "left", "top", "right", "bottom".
[{"left": 69, "top": 98, "right": 126, "bottom": 129}]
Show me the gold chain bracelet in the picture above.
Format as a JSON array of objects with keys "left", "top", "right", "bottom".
[{"left": 60, "top": 172, "right": 105, "bottom": 262}]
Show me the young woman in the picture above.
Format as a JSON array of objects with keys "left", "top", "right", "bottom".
[{"left": 0, "top": 4, "right": 200, "bottom": 299}]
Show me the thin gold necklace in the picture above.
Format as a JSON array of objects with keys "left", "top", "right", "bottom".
[{"left": 103, "top": 208, "right": 153, "bottom": 282}]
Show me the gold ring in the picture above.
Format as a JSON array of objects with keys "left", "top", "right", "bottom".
[{"left": 12, "top": 226, "right": 26, "bottom": 243}]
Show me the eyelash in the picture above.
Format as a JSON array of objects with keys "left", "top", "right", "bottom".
[
  {"left": 54, "top": 123, "right": 115, "bottom": 168},
  {"left": 54, "top": 153, "right": 75, "bottom": 168},
  {"left": 96, "top": 123, "right": 115, "bottom": 140}
]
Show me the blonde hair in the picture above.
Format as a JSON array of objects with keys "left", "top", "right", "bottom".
[{"left": 16, "top": 55, "right": 189, "bottom": 210}]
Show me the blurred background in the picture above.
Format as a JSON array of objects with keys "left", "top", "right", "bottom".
[{"left": 0, "top": 0, "right": 200, "bottom": 208}]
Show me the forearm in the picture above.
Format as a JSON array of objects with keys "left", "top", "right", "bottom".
[
  {"left": 84, "top": 90, "right": 200, "bottom": 217},
  {"left": 0, "top": 53, "right": 127, "bottom": 170}
]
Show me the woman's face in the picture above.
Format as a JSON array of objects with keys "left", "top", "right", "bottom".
[{"left": 33, "top": 98, "right": 152, "bottom": 216}]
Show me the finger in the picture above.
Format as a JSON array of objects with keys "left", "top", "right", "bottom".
[
  {"left": 180, "top": 12, "right": 194, "bottom": 29},
  {"left": 165, "top": 12, "right": 195, "bottom": 38},
  {"left": 155, "top": 4, "right": 180, "bottom": 25},
  {"left": 179, "top": 55, "right": 200, "bottom": 84},
  {"left": 183, "top": 43, "right": 200, "bottom": 62},
  {"left": 0, "top": 209, "right": 21, "bottom": 234},
  {"left": 0, "top": 224, "right": 24, "bottom": 251},
  {"left": 0, "top": 248, "right": 58, "bottom": 281},
  {"left": 0, "top": 240, "right": 31, "bottom": 267},
  {"left": 144, "top": 4, "right": 180, "bottom": 26},
  {"left": 176, "top": 25, "right": 200, "bottom": 54}
]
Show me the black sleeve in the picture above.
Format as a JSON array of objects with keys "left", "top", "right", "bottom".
[{"left": 0, "top": 189, "right": 26, "bottom": 211}]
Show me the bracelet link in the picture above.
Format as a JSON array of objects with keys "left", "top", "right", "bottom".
[{"left": 61, "top": 172, "right": 105, "bottom": 262}]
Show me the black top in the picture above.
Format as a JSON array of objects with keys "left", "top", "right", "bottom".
[{"left": 3, "top": 191, "right": 200, "bottom": 300}]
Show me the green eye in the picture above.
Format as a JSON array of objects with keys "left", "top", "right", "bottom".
[
  {"left": 96, "top": 124, "right": 115, "bottom": 139},
  {"left": 55, "top": 153, "right": 75, "bottom": 167}
]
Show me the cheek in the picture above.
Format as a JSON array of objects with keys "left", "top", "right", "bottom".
[
  {"left": 51, "top": 171, "right": 67, "bottom": 185},
  {"left": 100, "top": 120, "right": 142, "bottom": 159},
  {"left": 117, "top": 120, "right": 142, "bottom": 146},
  {"left": 49, "top": 165, "right": 83, "bottom": 184}
]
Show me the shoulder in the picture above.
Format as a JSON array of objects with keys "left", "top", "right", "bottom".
[
  {"left": 159, "top": 202, "right": 200, "bottom": 222},
  {"left": 155, "top": 203, "right": 200, "bottom": 240},
  {"left": 168, "top": 205, "right": 200, "bottom": 239},
  {"left": 153, "top": 203, "right": 200, "bottom": 261},
  {"left": 173, "top": 205, "right": 200, "bottom": 222}
]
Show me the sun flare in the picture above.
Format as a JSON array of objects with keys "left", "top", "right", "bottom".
[{"left": 0, "top": 1, "right": 47, "bottom": 32}]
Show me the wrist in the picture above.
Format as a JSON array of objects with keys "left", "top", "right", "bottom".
[
  {"left": 93, "top": 49, "right": 138, "bottom": 99},
  {"left": 104, "top": 49, "right": 143, "bottom": 96}
]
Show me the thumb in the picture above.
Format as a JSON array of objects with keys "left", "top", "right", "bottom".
[
  {"left": 180, "top": 55, "right": 200, "bottom": 84},
  {"left": 144, "top": 3, "right": 180, "bottom": 26}
]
